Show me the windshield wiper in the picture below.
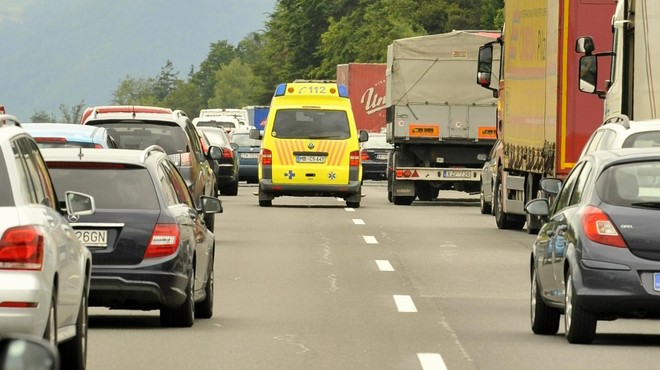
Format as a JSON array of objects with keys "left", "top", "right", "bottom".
[
  {"left": 308, "top": 135, "right": 342, "bottom": 139},
  {"left": 630, "top": 201, "right": 660, "bottom": 209}
]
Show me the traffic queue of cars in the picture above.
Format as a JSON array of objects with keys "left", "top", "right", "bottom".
[{"left": 0, "top": 106, "right": 227, "bottom": 368}]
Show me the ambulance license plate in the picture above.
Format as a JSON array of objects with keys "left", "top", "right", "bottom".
[{"left": 297, "top": 155, "right": 326, "bottom": 163}]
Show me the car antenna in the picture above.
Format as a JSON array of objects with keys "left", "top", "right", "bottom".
[{"left": 78, "top": 147, "right": 84, "bottom": 160}]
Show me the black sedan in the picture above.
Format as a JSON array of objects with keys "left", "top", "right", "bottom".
[
  {"left": 197, "top": 126, "right": 240, "bottom": 196},
  {"left": 41, "top": 147, "right": 223, "bottom": 327},
  {"left": 526, "top": 148, "right": 660, "bottom": 344},
  {"left": 360, "top": 132, "right": 392, "bottom": 180}
]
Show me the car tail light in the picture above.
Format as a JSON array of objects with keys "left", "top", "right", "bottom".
[
  {"left": 144, "top": 224, "right": 180, "bottom": 259},
  {"left": 222, "top": 147, "right": 234, "bottom": 159},
  {"left": 0, "top": 301, "right": 38, "bottom": 308},
  {"left": 350, "top": 150, "right": 360, "bottom": 167},
  {"left": 0, "top": 226, "right": 44, "bottom": 270},
  {"left": 35, "top": 137, "right": 66, "bottom": 143},
  {"left": 261, "top": 148, "right": 272, "bottom": 166},
  {"left": 361, "top": 150, "right": 369, "bottom": 161},
  {"left": 200, "top": 139, "right": 209, "bottom": 154},
  {"left": 93, "top": 144, "right": 103, "bottom": 149},
  {"left": 581, "top": 206, "right": 627, "bottom": 248}
]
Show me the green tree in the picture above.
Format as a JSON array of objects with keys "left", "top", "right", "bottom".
[
  {"left": 112, "top": 75, "right": 159, "bottom": 106},
  {"left": 162, "top": 81, "right": 203, "bottom": 118},
  {"left": 192, "top": 40, "right": 237, "bottom": 105},
  {"left": 30, "top": 110, "right": 57, "bottom": 123},
  {"left": 207, "top": 59, "right": 264, "bottom": 108},
  {"left": 153, "top": 60, "right": 180, "bottom": 101},
  {"left": 59, "top": 100, "right": 86, "bottom": 124},
  {"left": 314, "top": 0, "right": 422, "bottom": 77}
]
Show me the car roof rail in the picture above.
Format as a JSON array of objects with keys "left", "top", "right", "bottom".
[
  {"left": 603, "top": 114, "right": 630, "bottom": 129},
  {"left": 173, "top": 110, "right": 187, "bottom": 120},
  {"left": 140, "top": 145, "right": 167, "bottom": 163},
  {"left": 0, "top": 114, "right": 22, "bottom": 127}
]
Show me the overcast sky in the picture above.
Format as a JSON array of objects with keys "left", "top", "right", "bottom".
[{"left": 1, "top": 0, "right": 276, "bottom": 120}]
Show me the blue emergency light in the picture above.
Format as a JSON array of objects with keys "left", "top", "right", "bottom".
[
  {"left": 274, "top": 83, "right": 287, "bottom": 96},
  {"left": 338, "top": 84, "right": 349, "bottom": 98}
]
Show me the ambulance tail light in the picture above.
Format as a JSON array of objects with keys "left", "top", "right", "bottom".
[
  {"left": 350, "top": 151, "right": 360, "bottom": 167},
  {"left": 261, "top": 149, "right": 272, "bottom": 165}
]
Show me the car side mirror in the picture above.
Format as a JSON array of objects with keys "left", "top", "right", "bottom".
[
  {"left": 199, "top": 195, "right": 223, "bottom": 214},
  {"left": 525, "top": 198, "right": 550, "bottom": 217},
  {"left": 65, "top": 191, "right": 95, "bottom": 216},
  {"left": 0, "top": 335, "right": 59, "bottom": 370},
  {"left": 539, "top": 178, "right": 562, "bottom": 195},
  {"left": 359, "top": 130, "right": 369, "bottom": 143},
  {"left": 230, "top": 142, "right": 239, "bottom": 151},
  {"left": 208, "top": 146, "right": 223, "bottom": 160},
  {"left": 249, "top": 128, "right": 262, "bottom": 140}
]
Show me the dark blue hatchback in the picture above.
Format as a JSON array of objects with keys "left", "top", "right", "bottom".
[{"left": 526, "top": 148, "right": 660, "bottom": 344}]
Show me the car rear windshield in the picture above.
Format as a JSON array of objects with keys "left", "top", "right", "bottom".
[
  {"left": 596, "top": 161, "right": 660, "bottom": 207},
  {"left": 363, "top": 134, "right": 393, "bottom": 149},
  {"left": 198, "top": 130, "right": 229, "bottom": 147},
  {"left": 48, "top": 165, "right": 159, "bottom": 210},
  {"left": 0, "top": 151, "right": 13, "bottom": 206},
  {"left": 622, "top": 131, "right": 660, "bottom": 148},
  {"left": 272, "top": 109, "right": 350, "bottom": 139},
  {"left": 89, "top": 121, "right": 187, "bottom": 154},
  {"left": 232, "top": 133, "right": 261, "bottom": 147},
  {"left": 198, "top": 121, "right": 235, "bottom": 129}
]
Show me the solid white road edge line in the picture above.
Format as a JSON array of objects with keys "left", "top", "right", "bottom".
[
  {"left": 375, "top": 260, "right": 394, "bottom": 271},
  {"left": 417, "top": 353, "right": 447, "bottom": 370},
  {"left": 393, "top": 295, "right": 417, "bottom": 313}
]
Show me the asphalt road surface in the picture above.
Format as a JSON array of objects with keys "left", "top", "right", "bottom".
[{"left": 87, "top": 182, "right": 660, "bottom": 370}]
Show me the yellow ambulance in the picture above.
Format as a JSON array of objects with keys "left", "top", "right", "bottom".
[{"left": 249, "top": 80, "right": 369, "bottom": 207}]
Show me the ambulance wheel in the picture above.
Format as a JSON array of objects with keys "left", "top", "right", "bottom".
[{"left": 259, "top": 199, "right": 272, "bottom": 207}]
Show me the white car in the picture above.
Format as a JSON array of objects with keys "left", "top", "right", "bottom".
[
  {"left": 580, "top": 116, "right": 660, "bottom": 158},
  {"left": 0, "top": 115, "right": 95, "bottom": 370}
]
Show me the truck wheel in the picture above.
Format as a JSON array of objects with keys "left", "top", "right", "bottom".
[
  {"left": 494, "top": 182, "right": 524, "bottom": 230},
  {"left": 393, "top": 196, "right": 414, "bottom": 205},
  {"left": 416, "top": 182, "right": 434, "bottom": 201},
  {"left": 479, "top": 191, "right": 492, "bottom": 215}
]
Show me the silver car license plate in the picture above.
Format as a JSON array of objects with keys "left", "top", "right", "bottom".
[{"left": 654, "top": 273, "right": 660, "bottom": 291}]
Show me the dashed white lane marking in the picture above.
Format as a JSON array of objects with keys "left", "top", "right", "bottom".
[
  {"left": 344, "top": 207, "right": 356, "bottom": 212},
  {"left": 417, "top": 353, "right": 447, "bottom": 370},
  {"left": 353, "top": 219, "right": 365, "bottom": 225},
  {"left": 393, "top": 295, "right": 417, "bottom": 313},
  {"left": 375, "top": 260, "right": 394, "bottom": 271},
  {"left": 363, "top": 235, "right": 378, "bottom": 244}
]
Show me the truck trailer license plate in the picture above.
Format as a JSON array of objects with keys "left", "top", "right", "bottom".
[
  {"left": 441, "top": 170, "right": 472, "bottom": 179},
  {"left": 75, "top": 230, "right": 108, "bottom": 248}
]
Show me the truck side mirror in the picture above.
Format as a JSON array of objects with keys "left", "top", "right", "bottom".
[
  {"left": 477, "top": 45, "right": 494, "bottom": 87},
  {"left": 578, "top": 55, "right": 598, "bottom": 94},
  {"left": 575, "top": 36, "right": 595, "bottom": 55}
]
